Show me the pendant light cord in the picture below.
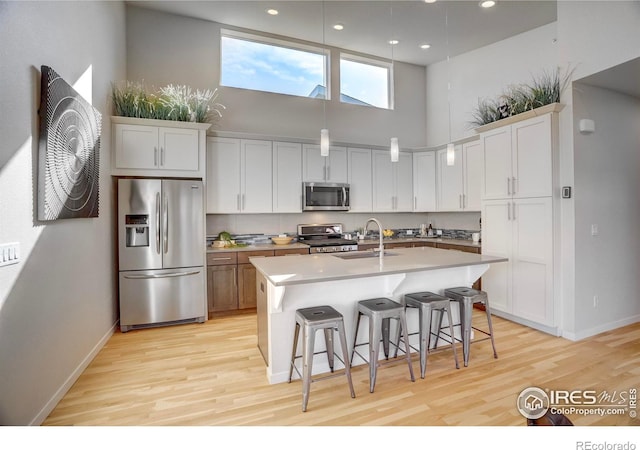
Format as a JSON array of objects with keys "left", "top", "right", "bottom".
[{"left": 446, "top": 5, "right": 451, "bottom": 146}]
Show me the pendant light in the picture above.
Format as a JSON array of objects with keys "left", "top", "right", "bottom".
[
  {"left": 389, "top": 3, "right": 399, "bottom": 162},
  {"left": 390, "top": 137, "right": 399, "bottom": 162},
  {"left": 320, "top": 1, "right": 329, "bottom": 157}
]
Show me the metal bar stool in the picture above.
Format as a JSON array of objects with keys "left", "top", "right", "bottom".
[
  {"left": 393, "top": 292, "right": 459, "bottom": 378},
  {"left": 442, "top": 287, "right": 498, "bottom": 367},
  {"left": 288, "top": 305, "right": 356, "bottom": 412},
  {"left": 350, "top": 297, "right": 415, "bottom": 393}
]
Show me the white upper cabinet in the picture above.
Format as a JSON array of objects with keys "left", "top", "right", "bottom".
[
  {"left": 436, "top": 146, "right": 463, "bottom": 211},
  {"left": 412, "top": 152, "right": 436, "bottom": 212},
  {"left": 272, "top": 141, "right": 302, "bottom": 213},
  {"left": 302, "top": 144, "right": 348, "bottom": 183},
  {"left": 372, "top": 150, "right": 413, "bottom": 212},
  {"left": 481, "top": 113, "right": 553, "bottom": 200},
  {"left": 112, "top": 117, "right": 209, "bottom": 178},
  {"left": 347, "top": 148, "right": 373, "bottom": 212},
  {"left": 436, "top": 140, "right": 482, "bottom": 211},
  {"left": 206, "top": 137, "right": 272, "bottom": 214},
  {"left": 462, "top": 140, "right": 483, "bottom": 211}
]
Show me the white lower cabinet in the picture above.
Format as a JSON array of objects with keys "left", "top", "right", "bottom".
[
  {"left": 481, "top": 197, "right": 554, "bottom": 329},
  {"left": 207, "top": 137, "right": 272, "bottom": 213}
]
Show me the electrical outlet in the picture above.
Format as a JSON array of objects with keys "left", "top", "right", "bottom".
[
  {"left": 593, "top": 295, "right": 599, "bottom": 308},
  {"left": 591, "top": 224, "right": 599, "bottom": 236},
  {"left": 0, "top": 242, "right": 20, "bottom": 267}
]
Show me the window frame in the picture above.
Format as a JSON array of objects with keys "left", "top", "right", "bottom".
[
  {"left": 339, "top": 52, "right": 394, "bottom": 110},
  {"left": 220, "top": 28, "right": 331, "bottom": 100}
]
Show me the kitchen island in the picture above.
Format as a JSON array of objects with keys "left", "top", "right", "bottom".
[{"left": 250, "top": 246, "right": 508, "bottom": 384}]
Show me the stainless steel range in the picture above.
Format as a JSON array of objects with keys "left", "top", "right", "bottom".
[{"left": 297, "top": 223, "right": 358, "bottom": 253}]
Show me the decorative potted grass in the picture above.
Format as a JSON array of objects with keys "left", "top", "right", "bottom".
[
  {"left": 111, "top": 81, "right": 225, "bottom": 124},
  {"left": 470, "top": 68, "right": 571, "bottom": 132}
]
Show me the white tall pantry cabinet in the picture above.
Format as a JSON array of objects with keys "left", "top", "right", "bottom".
[{"left": 479, "top": 106, "right": 561, "bottom": 335}]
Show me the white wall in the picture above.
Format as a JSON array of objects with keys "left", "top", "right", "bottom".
[
  {"left": 0, "top": 1, "right": 126, "bottom": 425},
  {"left": 556, "top": 0, "right": 640, "bottom": 338},
  {"left": 426, "top": 22, "right": 558, "bottom": 147},
  {"left": 125, "top": 5, "right": 427, "bottom": 149},
  {"left": 571, "top": 83, "right": 640, "bottom": 338}
]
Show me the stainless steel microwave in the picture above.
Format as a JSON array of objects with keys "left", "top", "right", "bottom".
[{"left": 302, "top": 182, "right": 350, "bottom": 211}]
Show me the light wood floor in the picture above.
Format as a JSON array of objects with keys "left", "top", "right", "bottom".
[{"left": 43, "top": 311, "right": 640, "bottom": 426}]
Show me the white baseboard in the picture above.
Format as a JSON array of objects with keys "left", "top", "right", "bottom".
[
  {"left": 31, "top": 321, "right": 118, "bottom": 425},
  {"left": 562, "top": 314, "right": 640, "bottom": 342},
  {"left": 490, "top": 309, "right": 560, "bottom": 336}
]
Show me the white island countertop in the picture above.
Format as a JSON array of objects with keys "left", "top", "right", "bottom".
[
  {"left": 251, "top": 245, "right": 508, "bottom": 384},
  {"left": 250, "top": 246, "right": 507, "bottom": 287}
]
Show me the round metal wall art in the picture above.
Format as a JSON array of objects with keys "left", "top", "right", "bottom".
[{"left": 38, "top": 65, "right": 102, "bottom": 220}]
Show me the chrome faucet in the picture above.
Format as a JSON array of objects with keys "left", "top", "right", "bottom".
[{"left": 364, "top": 218, "right": 384, "bottom": 258}]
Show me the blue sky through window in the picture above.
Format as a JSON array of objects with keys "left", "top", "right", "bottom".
[
  {"left": 221, "top": 36, "right": 326, "bottom": 98},
  {"left": 340, "top": 58, "right": 389, "bottom": 109}
]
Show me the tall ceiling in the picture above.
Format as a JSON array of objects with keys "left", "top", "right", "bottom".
[{"left": 127, "top": 0, "right": 558, "bottom": 66}]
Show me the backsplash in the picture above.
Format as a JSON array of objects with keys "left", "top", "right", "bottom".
[{"left": 207, "top": 211, "right": 481, "bottom": 240}]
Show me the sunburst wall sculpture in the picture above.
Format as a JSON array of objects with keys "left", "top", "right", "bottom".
[{"left": 38, "top": 65, "right": 102, "bottom": 220}]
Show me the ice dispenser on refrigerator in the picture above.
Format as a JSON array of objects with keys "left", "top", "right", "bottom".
[{"left": 125, "top": 215, "right": 149, "bottom": 247}]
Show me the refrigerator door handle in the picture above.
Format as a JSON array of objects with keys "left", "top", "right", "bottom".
[
  {"left": 123, "top": 270, "right": 201, "bottom": 280},
  {"left": 155, "top": 192, "right": 161, "bottom": 254},
  {"left": 163, "top": 193, "right": 169, "bottom": 254}
]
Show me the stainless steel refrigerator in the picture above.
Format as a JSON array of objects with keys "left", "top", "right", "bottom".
[{"left": 117, "top": 178, "right": 206, "bottom": 332}]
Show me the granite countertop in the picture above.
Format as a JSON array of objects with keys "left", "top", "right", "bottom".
[
  {"left": 250, "top": 246, "right": 505, "bottom": 287},
  {"left": 207, "top": 242, "right": 310, "bottom": 253},
  {"left": 359, "top": 236, "right": 481, "bottom": 249}
]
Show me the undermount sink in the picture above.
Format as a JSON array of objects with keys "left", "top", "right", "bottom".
[{"left": 333, "top": 251, "right": 399, "bottom": 260}]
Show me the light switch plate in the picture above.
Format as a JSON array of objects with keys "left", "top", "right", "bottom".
[{"left": 0, "top": 242, "right": 20, "bottom": 267}]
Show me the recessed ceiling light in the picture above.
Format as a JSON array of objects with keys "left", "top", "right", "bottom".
[
  {"left": 420, "top": 43, "right": 431, "bottom": 50},
  {"left": 333, "top": 24, "right": 344, "bottom": 31},
  {"left": 388, "top": 39, "right": 399, "bottom": 45},
  {"left": 266, "top": 9, "right": 279, "bottom": 16},
  {"left": 479, "top": 1, "right": 496, "bottom": 8},
  {"left": 424, "top": 0, "right": 437, "bottom": 3}
]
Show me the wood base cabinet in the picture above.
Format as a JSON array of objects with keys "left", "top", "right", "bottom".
[
  {"left": 207, "top": 249, "right": 310, "bottom": 318},
  {"left": 207, "top": 264, "right": 238, "bottom": 314}
]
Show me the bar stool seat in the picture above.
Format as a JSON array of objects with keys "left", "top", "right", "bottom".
[
  {"left": 350, "top": 297, "right": 415, "bottom": 393},
  {"left": 289, "top": 305, "right": 355, "bottom": 412},
  {"left": 393, "top": 292, "right": 459, "bottom": 378},
  {"left": 443, "top": 287, "right": 498, "bottom": 367}
]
